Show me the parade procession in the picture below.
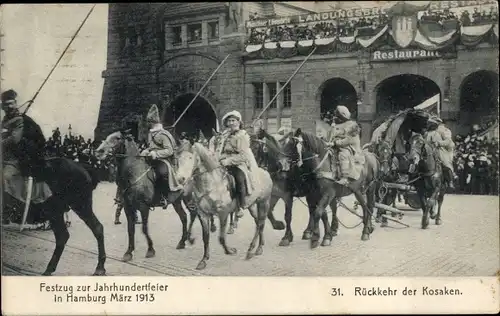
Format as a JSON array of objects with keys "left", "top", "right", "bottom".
[{"left": 1, "top": 1, "right": 499, "bottom": 280}]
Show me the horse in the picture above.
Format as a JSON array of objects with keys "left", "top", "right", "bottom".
[
  {"left": 95, "top": 131, "right": 197, "bottom": 262},
  {"left": 287, "top": 129, "right": 380, "bottom": 248},
  {"left": 183, "top": 142, "right": 273, "bottom": 269},
  {"left": 251, "top": 129, "right": 337, "bottom": 247},
  {"left": 407, "top": 133, "right": 446, "bottom": 229},
  {"left": 2, "top": 157, "right": 106, "bottom": 276},
  {"left": 372, "top": 139, "right": 405, "bottom": 226}
]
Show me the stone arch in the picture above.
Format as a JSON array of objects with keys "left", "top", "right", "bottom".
[
  {"left": 458, "top": 70, "right": 499, "bottom": 135},
  {"left": 374, "top": 74, "right": 441, "bottom": 123},
  {"left": 163, "top": 93, "right": 218, "bottom": 139},
  {"left": 316, "top": 78, "right": 359, "bottom": 120}
]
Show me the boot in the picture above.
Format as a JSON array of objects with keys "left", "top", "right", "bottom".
[
  {"left": 447, "top": 169, "right": 455, "bottom": 190},
  {"left": 114, "top": 207, "right": 122, "bottom": 225}
]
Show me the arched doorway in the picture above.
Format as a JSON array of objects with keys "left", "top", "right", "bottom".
[
  {"left": 459, "top": 70, "right": 499, "bottom": 135},
  {"left": 163, "top": 93, "right": 218, "bottom": 139},
  {"left": 319, "top": 78, "right": 358, "bottom": 121},
  {"left": 375, "top": 74, "right": 441, "bottom": 123}
]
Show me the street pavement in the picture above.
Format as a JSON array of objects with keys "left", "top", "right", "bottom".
[{"left": 2, "top": 182, "right": 499, "bottom": 276}]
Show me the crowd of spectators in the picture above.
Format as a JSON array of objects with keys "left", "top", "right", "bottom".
[
  {"left": 45, "top": 125, "right": 117, "bottom": 182},
  {"left": 320, "top": 111, "right": 498, "bottom": 196},
  {"left": 453, "top": 122, "right": 498, "bottom": 195},
  {"left": 246, "top": 6, "right": 499, "bottom": 45}
]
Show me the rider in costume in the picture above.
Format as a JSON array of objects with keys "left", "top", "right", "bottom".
[
  {"left": 217, "top": 110, "right": 258, "bottom": 218},
  {"left": 326, "top": 105, "right": 365, "bottom": 185},
  {"left": 140, "top": 104, "right": 183, "bottom": 198},
  {"left": 425, "top": 116, "right": 456, "bottom": 189}
]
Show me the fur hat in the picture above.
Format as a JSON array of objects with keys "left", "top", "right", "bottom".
[
  {"left": 146, "top": 104, "right": 160, "bottom": 124},
  {"left": 222, "top": 110, "right": 242, "bottom": 127},
  {"left": 1, "top": 89, "right": 18, "bottom": 104},
  {"left": 335, "top": 105, "right": 351, "bottom": 120},
  {"left": 428, "top": 116, "right": 443, "bottom": 125}
]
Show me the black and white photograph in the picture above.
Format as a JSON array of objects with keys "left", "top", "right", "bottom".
[{"left": 1, "top": 1, "right": 499, "bottom": 314}]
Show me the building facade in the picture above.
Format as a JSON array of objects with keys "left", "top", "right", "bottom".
[{"left": 95, "top": 1, "right": 499, "bottom": 144}]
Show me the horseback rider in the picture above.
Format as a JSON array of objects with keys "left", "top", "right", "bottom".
[
  {"left": 140, "top": 104, "right": 183, "bottom": 198},
  {"left": 425, "top": 116, "right": 456, "bottom": 189},
  {"left": 326, "top": 105, "right": 365, "bottom": 185},
  {"left": 217, "top": 110, "right": 258, "bottom": 218},
  {"left": 2, "top": 89, "right": 52, "bottom": 214},
  {"left": 2, "top": 89, "right": 47, "bottom": 179}
]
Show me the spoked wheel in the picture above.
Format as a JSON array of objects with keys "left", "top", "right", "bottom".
[{"left": 405, "top": 193, "right": 421, "bottom": 210}]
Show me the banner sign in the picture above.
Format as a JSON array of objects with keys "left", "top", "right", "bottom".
[
  {"left": 245, "top": 0, "right": 497, "bottom": 29},
  {"left": 371, "top": 49, "right": 447, "bottom": 62}
]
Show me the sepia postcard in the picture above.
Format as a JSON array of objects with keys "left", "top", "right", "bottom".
[{"left": 1, "top": 2, "right": 499, "bottom": 315}]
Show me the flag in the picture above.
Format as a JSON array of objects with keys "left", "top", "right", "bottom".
[{"left": 414, "top": 94, "right": 440, "bottom": 116}]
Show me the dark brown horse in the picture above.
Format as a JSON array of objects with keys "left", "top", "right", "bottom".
[
  {"left": 407, "top": 133, "right": 446, "bottom": 228},
  {"left": 287, "top": 129, "right": 380, "bottom": 248},
  {"left": 2, "top": 158, "right": 106, "bottom": 275},
  {"left": 251, "top": 129, "right": 335, "bottom": 247},
  {"left": 95, "top": 131, "right": 197, "bottom": 262}
]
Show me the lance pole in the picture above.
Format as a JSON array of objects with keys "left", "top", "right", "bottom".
[
  {"left": 170, "top": 54, "right": 231, "bottom": 128},
  {"left": 252, "top": 46, "right": 317, "bottom": 126},
  {"left": 23, "top": 4, "right": 96, "bottom": 114}
]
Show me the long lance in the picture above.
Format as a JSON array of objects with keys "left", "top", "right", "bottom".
[
  {"left": 169, "top": 54, "right": 231, "bottom": 128},
  {"left": 252, "top": 46, "right": 317, "bottom": 126},
  {"left": 22, "top": 4, "right": 96, "bottom": 114}
]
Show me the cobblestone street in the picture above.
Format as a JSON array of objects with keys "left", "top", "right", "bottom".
[{"left": 2, "top": 183, "right": 499, "bottom": 277}]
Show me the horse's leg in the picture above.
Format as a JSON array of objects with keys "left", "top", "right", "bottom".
[
  {"left": 218, "top": 210, "right": 237, "bottom": 255},
  {"left": 183, "top": 197, "right": 197, "bottom": 244},
  {"left": 210, "top": 214, "right": 217, "bottom": 232},
  {"left": 70, "top": 195, "right": 106, "bottom": 275},
  {"left": 320, "top": 199, "right": 332, "bottom": 246},
  {"left": 42, "top": 207, "right": 69, "bottom": 276},
  {"left": 246, "top": 203, "right": 261, "bottom": 260},
  {"left": 279, "top": 193, "right": 294, "bottom": 246},
  {"left": 172, "top": 200, "right": 188, "bottom": 249},
  {"left": 255, "top": 198, "right": 270, "bottom": 256},
  {"left": 352, "top": 190, "right": 371, "bottom": 241},
  {"left": 227, "top": 212, "right": 235, "bottom": 234},
  {"left": 196, "top": 212, "right": 210, "bottom": 270},
  {"left": 435, "top": 188, "right": 445, "bottom": 225},
  {"left": 329, "top": 199, "right": 339, "bottom": 236},
  {"left": 310, "top": 190, "right": 329, "bottom": 249},
  {"left": 138, "top": 202, "right": 155, "bottom": 258},
  {"left": 267, "top": 193, "right": 285, "bottom": 230},
  {"left": 123, "top": 202, "right": 136, "bottom": 261},
  {"left": 419, "top": 191, "right": 430, "bottom": 229},
  {"left": 366, "top": 184, "right": 376, "bottom": 235},
  {"left": 302, "top": 194, "right": 315, "bottom": 240}
]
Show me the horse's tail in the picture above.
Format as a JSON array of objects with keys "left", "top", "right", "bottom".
[{"left": 80, "top": 163, "right": 100, "bottom": 190}]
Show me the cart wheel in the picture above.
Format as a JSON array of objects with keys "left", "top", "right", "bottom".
[{"left": 406, "top": 193, "right": 421, "bottom": 209}]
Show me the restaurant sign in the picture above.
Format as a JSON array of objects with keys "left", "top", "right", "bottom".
[{"left": 371, "top": 49, "right": 453, "bottom": 62}]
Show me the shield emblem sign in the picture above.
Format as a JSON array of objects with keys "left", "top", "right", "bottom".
[{"left": 391, "top": 15, "right": 418, "bottom": 48}]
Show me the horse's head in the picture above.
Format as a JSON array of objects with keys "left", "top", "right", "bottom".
[
  {"left": 376, "top": 140, "right": 393, "bottom": 175},
  {"left": 175, "top": 140, "right": 195, "bottom": 185},
  {"left": 95, "top": 131, "right": 128, "bottom": 160},
  {"left": 286, "top": 128, "right": 325, "bottom": 170},
  {"left": 251, "top": 129, "right": 290, "bottom": 172},
  {"left": 408, "top": 133, "right": 439, "bottom": 175},
  {"left": 190, "top": 142, "right": 232, "bottom": 211}
]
